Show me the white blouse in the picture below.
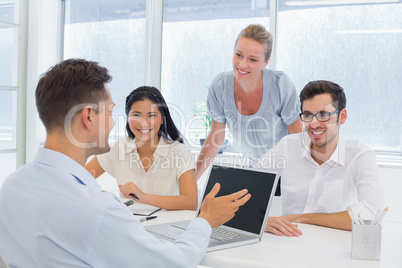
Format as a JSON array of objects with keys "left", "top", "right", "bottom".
[{"left": 97, "top": 137, "right": 195, "bottom": 196}]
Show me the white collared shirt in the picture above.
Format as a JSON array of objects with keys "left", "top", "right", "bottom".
[
  {"left": 0, "top": 148, "right": 210, "bottom": 267},
  {"left": 97, "top": 137, "right": 195, "bottom": 195},
  {"left": 255, "top": 132, "right": 384, "bottom": 219}
]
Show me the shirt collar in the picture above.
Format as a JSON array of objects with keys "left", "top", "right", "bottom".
[
  {"left": 328, "top": 137, "right": 346, "bottom": 166},
  {"left": 124, "top": 137, "right": 171, "bottom": 157},
  {"left": 300, "top": 131, "right": 312, "bottom": 159},
  {"left": 123, "top": 138, "right": 137, "bottom": 154},
  {"left": 34, "top": 148, "right": 101, "bottom": 190},
  {"left": 300, "top": 132, "right": 345, "bottom": 167}
]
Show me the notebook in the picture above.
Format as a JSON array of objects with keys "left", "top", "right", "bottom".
[
  {"left": 120, "top": 198, "right": 161, "bottom": 216},
  {"left": 145, "top": 162, "right": 280, "bottom": 252}
]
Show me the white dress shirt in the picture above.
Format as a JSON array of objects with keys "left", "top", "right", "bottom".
[
  {"left": 256, "top": 132, "right": 384, "bottom": 219},
  {"left": 0, "top": 148, "right": 210, "bottom": 267},
  {"left": 97, "top": 137, "right": 195, "bottom": 196}
]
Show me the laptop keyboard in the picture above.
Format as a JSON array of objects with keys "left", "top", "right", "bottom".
[
  {"left": 210, "top": 228, "right": 246, "bottom": 241},
  {"left": 172, "top": 221, "right": 246, "bottom": 241},
  {"left": 172, "top": 221, "right": 190, "bottom": 230}
]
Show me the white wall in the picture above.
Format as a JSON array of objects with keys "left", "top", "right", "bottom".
[{"left": 378, "top": 167, "right": 402, "bottom": 222}]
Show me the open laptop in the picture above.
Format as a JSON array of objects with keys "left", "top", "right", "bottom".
[{"left": 145, "top": 162, "right": 280, "bottom": 252}]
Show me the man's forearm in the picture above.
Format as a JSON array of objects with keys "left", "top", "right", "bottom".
[{"left": 286, "top": 211, "right": 352, "bottom": 231}]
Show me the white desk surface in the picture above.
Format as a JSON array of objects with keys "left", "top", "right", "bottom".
[{"left": 142, "top": 210, "right": 402, "bottom": 268}]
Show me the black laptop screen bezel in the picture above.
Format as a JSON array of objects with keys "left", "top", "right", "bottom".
[{"left": 199, "top": 164, "right": 278, "bottom": 235}]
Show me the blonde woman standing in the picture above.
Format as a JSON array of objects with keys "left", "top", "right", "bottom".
[{"left": 196, "top": 24, "right": 302, "bottom": 180}]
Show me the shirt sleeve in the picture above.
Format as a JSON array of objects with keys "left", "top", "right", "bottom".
[
  {"left": 175, "top": 144, "right": 196, "bottom": 181},
  {"left": 276, "top": 72, "right": 301, "bottom": 126},
  {"left": 350, "top": 148, "right": 384, "bottom": 220},
  {"left": 206, "top": 73, "right": 227, "bottom": 124},
  {"left": 91, "top": 205, "right": 211, "bottom": 268}
]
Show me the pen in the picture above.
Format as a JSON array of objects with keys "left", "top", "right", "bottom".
[
  {"left": 374, "top": 206, "right": 389, "bottom": 225},
  {"left": 371, "top": 209, "right": 381, "bottom": 225},
  {"left": 347, "top": 206, "right": 359, "bottom": 225},
  {"left": 124, "top": 200, "right": 134, "bottom": 206},
  {"left": 130, "top": 193, "right": 139, "bottom": 200},
  {"left": 139, "top": 216, "right": 157, "bottom": 222},
  {"left": 357, "top": 213, "right": 364, "bottom": 225}
]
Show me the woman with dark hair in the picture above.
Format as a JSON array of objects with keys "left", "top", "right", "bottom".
[{"left": 85, "top": 86, "right": 198, "bottom": 210}]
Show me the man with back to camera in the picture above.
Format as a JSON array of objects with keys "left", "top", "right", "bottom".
[
  {"left": 256, "top": 80, "right": 384, "bottom": 237},
  {"left": 0, "top": 59, "right": 251, "bottom": 267}
]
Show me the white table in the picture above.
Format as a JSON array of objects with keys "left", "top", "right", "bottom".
[{"left": 142, "top": 210, "right": 402, "bottom": 268}]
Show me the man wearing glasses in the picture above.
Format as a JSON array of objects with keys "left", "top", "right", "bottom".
[{"left": 256, "top": 80, "right": 384, "bottom": 237}]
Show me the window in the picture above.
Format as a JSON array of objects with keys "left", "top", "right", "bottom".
[
  {"left": 63, "top": 0, "right": 147, "bottom": 138},
  {"left": 161, "top": 0, "right": 271, "bottom": 147},
  {"left": 62, "top": 0, "right": 402, "bottom": 162},
  {"left": 0, "top": 0, "right": 27, "bottom": 185},
  {"left": 276, "top": 0, "right": 402, "bottom": 156},
  {"left": 0, "top": 7, "right": 19, "bottom": 153}
]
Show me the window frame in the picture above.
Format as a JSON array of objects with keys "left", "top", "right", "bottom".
[{"left": 0, "top": 0, "right": 28, "bottom": 170}]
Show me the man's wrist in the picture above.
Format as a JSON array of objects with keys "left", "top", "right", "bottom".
[
  {"left": 198, "top": 213, "right": 214, "bottom": 229},
  {"left": 284, "top": 214, "right": 303, "bottom": 223}
]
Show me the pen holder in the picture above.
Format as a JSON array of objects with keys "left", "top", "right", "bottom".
[{"left": 351, "top": 221, "right": 381, "bottom": 260}]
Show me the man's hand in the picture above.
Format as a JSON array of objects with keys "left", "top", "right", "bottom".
[
  {"left": 265, "top": 216, "right": 303, "bottom": 237},
  {"left": 198, "top": 183, "right": 251, "bottom": 229}
]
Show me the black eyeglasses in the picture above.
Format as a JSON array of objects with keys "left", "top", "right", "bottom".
[{"left": 299, "top": 110, "right": 340, "bottom": 122}]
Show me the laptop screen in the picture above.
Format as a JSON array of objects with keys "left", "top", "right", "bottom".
[{"left": 201, "top": 164, "right": 278, "bottom": 235}]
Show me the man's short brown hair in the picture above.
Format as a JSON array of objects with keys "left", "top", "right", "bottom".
[
  {"left": 299, "top": 80, "right": 346, "bottom": 111},
  {"left": 35, "top": 59, "right": 112, "bottom": 131}
]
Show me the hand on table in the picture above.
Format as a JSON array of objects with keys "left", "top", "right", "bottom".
[{"left": 265, "top": 216, "right": 303, "bottom": 237}]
